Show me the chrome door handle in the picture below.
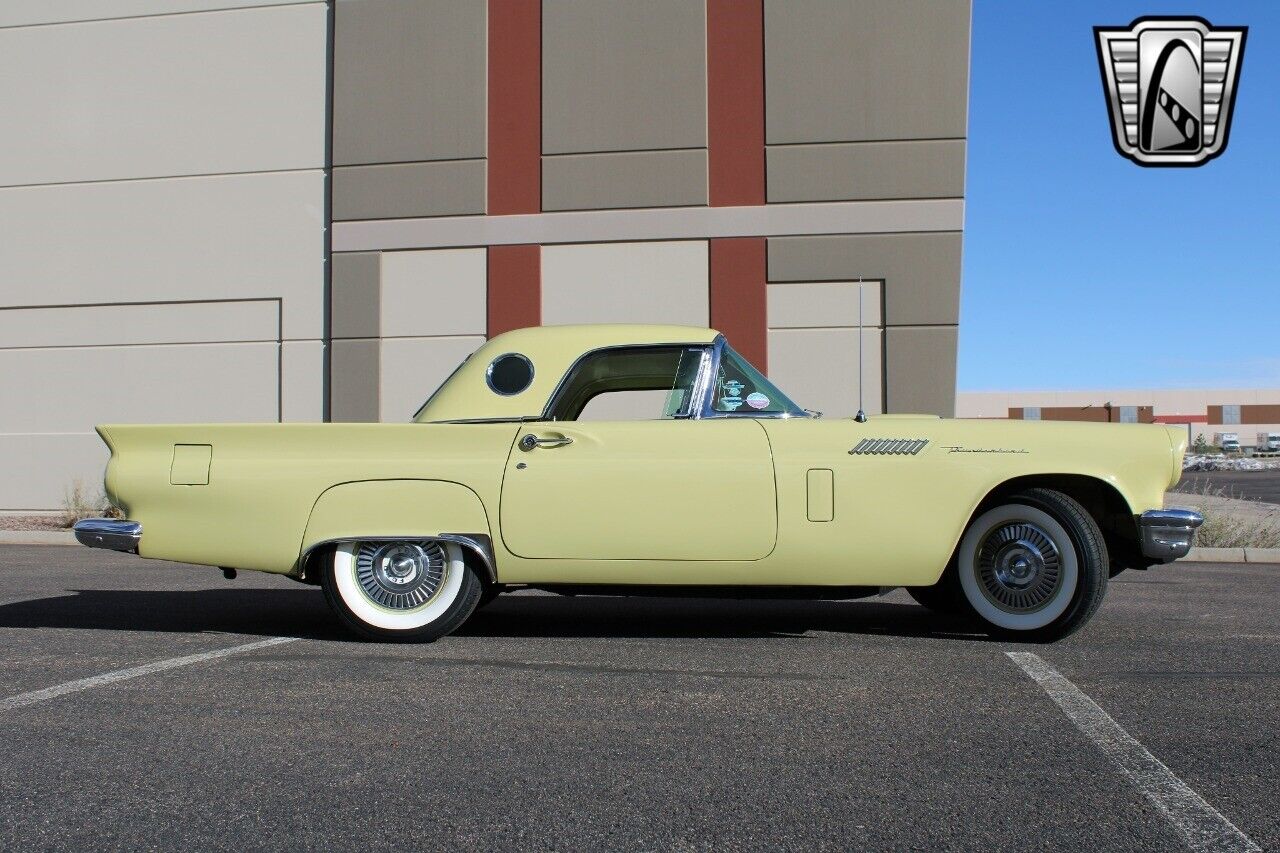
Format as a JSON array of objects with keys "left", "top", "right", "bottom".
[{"left": 519, "top": 433, "right": 573, "bottom": 451}]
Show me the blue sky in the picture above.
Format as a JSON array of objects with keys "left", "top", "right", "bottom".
[{"left": 960, "top": 1, "right": 1279, "bottom": 390}]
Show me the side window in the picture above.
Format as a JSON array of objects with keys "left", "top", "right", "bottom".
[
  {"left": 578, "top": 390, "right": 674, "bottom": 421},
  {"left": 547, "top": 346, "right": 705, "bottom": 421}
]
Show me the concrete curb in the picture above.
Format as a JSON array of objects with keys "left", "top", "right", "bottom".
[
  {"left": 0, "top": 531, "right": 76, "bottom": 547},
  {"left": 1181, "top": 547, "right": 1280, "bottom": 564}
]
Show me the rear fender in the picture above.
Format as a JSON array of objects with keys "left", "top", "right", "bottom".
[{"left": 298, "top": 480, "right": 496, "bottom": 582}]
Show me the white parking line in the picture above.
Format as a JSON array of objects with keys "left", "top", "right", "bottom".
[
  {"left": 1006, "top": 652, "right": 1260, "bottom": 853},
  {"left": 0, "top": 636, "right": 298, "bottom": 712}
]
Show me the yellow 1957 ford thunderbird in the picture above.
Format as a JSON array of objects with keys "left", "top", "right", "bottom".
[{"left": 73, "top": 324, "right": 1201, "bottom": 642}]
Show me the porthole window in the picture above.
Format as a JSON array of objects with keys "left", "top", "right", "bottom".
[{"left": 485, "top": 353, "right": 534, "bottom": 396}]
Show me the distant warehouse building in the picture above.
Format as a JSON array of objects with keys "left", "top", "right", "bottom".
[
  {"left": 957, "top": 390, "right": 1280, "bottom": 449},
  {"left": 0, "top": 0, "right": 970, "bottom": 510}
]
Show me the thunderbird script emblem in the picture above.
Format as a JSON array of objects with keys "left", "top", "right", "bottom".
[{"left": 1094, "top": 17, "right": 1246, "bottom": 166}]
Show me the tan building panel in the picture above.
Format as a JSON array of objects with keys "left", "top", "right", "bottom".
[
  {"left": 0, "top": 300, "right": 278, "bottom": 349},
  {"left": 0, "top": 341, "right": 280, "bottom": 433},
  {"left": 541, "top": 241, "right": 710, "bottom": 326},
  {"left": 334, "top": 198, "right": 966, "bottom": 251},
  {"left": 0, "top": 1, "right": 317, "bottom": 28},
  {"left": 542, "top": 0, "right": 706, "bottom": 154},
  {"left": 542, "top": 150, "right": 708, "bottom": 211},
  {"left": 330, "top": 252, "right": 381, "bottom": 340},
  {"left": 280, "top": 340, "right": 325, "bottom": 422},
  {"left": 333, "top": 0, "right": 487, "bottom": 166},
  {"left": 0, "top": 171, "right": 325, "bottom": 340},
  {"left": 0, "top": 3, "right": 326, "bottom": 186},
  {"left": 330, "top": 338, "right": 381, "bottom": 423},
  {"left": 885, "top": 326, "right": 958, "bottom": 416},
  {"left": 764, "top": 0, "right": 970, "bottom": 144},
  {"left": 767, "top": 327, "right": 883, "bottom": 418},
  {"left": 379, "top": 336, "right": 485, "bottom": 423},
  {"left": 332, "top": 160, "right": 486, "bottom": 221},
  {"left": 0, "top": 433, "right": 109, "bottom": 511},
  {"left": 379, "top": 248, "right": 487, "bottom": 339},
  {"left": 766, "top": 140, "right": 966, "bottom": 203},
  {"left": 767, "top": 233, "right": 962, "bottom": 327},
  {"left": 766, "top": 281, "right": 881, "bottom": 329}
]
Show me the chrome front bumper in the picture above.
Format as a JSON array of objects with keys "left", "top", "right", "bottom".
[
  {"left": 72, "top": 518, "right": 142, "bottom": 554},
  {"left": 1139, "top": 509, "right": 1203, "bottom": 562}
]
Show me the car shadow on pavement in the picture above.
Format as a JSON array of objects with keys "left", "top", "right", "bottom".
[
  {"left": 0, "top": 588, "right": 348, "bottom": 642},
  {"left": 0, "top": 588, "right": 995, "bottom": 643},
  {"left": 460, "top": 594, "right": 995, "bottom": 642}
]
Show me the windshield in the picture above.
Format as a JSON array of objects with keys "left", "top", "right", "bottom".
[{"left": 710, "top": 344, "right": 805, "bottom": 416}]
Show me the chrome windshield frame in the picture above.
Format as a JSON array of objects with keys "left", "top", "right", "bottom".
[{"left": 693, "top": 336, "right": 809, "bottom": 420}]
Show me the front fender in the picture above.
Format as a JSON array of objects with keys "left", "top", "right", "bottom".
[{"left": 298, "top": 479, "right": 495, "bottom": 578}]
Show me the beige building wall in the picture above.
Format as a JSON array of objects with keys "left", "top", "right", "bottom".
[
  {"left": 541, "top": 242, "right": 711, "bottom": 327},
  {"left": 767, "top": 281, "right": 883, "bottom": 417},
  {"left": 330, "top": 0, "right": 487, "bottom": 222},
  {"left": 0, "top": 1, "right": 328, "bottom": 510},
  {"left": 329, "top": 249, "right": 489, "bottom": 424},
  {"left": 330, "top": 0, "right": 969, "bottom": 428},
  {"left": 541, "top": 0, "right": 708, "bottom": 210}
]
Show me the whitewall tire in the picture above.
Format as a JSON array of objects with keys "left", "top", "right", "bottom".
[
  {"left": 953, "top": 488, "right": 1108, "bottom": 642},
  {"left": 322, "top": 540, "right": 481, "bottom": 642}
]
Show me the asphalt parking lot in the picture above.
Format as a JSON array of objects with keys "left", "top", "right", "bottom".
[
  {"left": 1174, "top": 470, "right": 1280, "bottom": 505},
  {"left": 0, "top": 546, "right": 1275, "bottom": 852}
]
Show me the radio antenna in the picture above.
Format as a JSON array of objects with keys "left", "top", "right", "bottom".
[{"left": 855, "top": 278, "right": 867, "bottom": 423}]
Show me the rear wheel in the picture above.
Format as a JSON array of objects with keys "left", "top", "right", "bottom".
[
  {"left": 322, "top": 540, "right": 481, "bottom": 642},
  {"left": 954, "top": 488, "right": 1107, "bottom": 642}
]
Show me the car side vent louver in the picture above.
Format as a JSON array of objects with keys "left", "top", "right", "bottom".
[{"left": 848, "top": 438, "right": 929, "bottom": 456}]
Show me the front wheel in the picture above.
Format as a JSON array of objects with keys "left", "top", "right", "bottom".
[
  {"left": 322, "top": 540, "right": 481, "bottom": 642},
  {"left": 954, "top": 488, "right": 1108, "bottom": 642}
]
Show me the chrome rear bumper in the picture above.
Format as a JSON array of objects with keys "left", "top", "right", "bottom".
[
  {"left": 1139, "top": 509, "right": 1203, "bottom": 562},
  {"left": 72, "top": 518, "right": 142, "bottom": 554}
]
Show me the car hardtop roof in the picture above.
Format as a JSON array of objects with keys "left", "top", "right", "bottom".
[
  {"left": 414, "top": 324, "right": 722, "bottom": 423},
  {"left": 487, "top": 323, "right": 719, "bottom": 349}
]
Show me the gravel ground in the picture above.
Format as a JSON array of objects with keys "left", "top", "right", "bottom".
[{"left": 0, "top": 515, "right": 65, "bottom": 532}]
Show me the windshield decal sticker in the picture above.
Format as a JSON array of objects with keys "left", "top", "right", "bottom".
[{"left": 746, "top": 392, "right": 769, "bottom": 409}]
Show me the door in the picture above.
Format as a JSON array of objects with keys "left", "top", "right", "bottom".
[{"left": 499, "top": 419, "right": 777, "bottom": 560}]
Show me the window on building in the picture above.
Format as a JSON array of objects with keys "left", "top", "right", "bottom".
[{"left": 1222, "top": 404, "right": 1241, "bottom": 425}]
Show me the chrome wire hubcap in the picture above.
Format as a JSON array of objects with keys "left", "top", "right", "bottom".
[
  {"left": 356, "top": 542, "right": 447, "bottom": 610},
  {"left": 975, "top": 522, "right": 1062, "bottom": 612}
]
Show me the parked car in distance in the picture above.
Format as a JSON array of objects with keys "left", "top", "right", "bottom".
[
  {"left": 1256, "top": 432, "right": 1280, "bottom": 453},
  {"left": 73, "top": 324, "right": 1201, "bottom": 643}
]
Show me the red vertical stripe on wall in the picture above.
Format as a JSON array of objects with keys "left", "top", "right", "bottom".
[
  {"left": 707, "top": 3, "right": 767, "bottom": 370},
  {"left": 487, "top": 245, "right": 541, "bottom": 336},
  {"left": 488, "top": 0, "right": 541, "bottom": 214},
  {"left": 706, "top": 0, "right": 764, "bottom": 206},
  {"left": 487, "top": 0, "right": 541, "bottom": 336},
  {"left": 710, "top": 238, "right": 767, "bottom": 373}
]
